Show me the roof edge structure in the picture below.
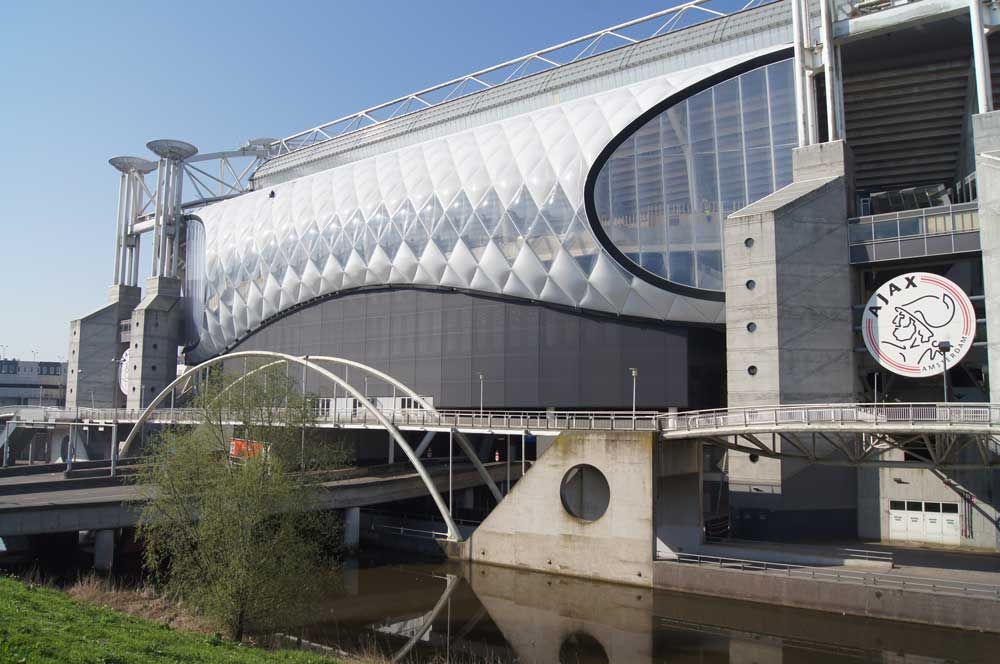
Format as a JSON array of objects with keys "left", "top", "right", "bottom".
[{"left": 253, "top": 0, "right": 791, "bottom": 187}]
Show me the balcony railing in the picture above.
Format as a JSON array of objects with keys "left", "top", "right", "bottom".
[{"left": 847, "top": 202, "right": 979, "bottom": 263}]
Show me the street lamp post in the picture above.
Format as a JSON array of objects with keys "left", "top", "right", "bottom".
[
  {"left": 478, "top": 373, "right": 484, "bottom": 414},
  {"left": 629, "top": 367, "right": 638, "bottom": 427},
  {"left": 111, "top": 355, "right": 120, "bottom": 478},
  {"left": 939, "top": 340, "right": 952, "bottom": 403}
]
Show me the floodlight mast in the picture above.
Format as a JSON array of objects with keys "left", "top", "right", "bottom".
[
  {"left": 108, "top": 156, "right": 156, "bottom": 287},
  {"left": 146, "top": 140, "right": 198, "bottom": 279}
]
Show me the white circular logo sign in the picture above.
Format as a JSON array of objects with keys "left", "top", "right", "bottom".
[
  {"left": 862, "top": 272, "right": 974, "bottom": 377},
  {"left": 119, "top": 348, "right": 130, "bottom": 395}
]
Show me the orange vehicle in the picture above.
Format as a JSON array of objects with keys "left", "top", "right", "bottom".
[{"left": 229, "top": 438, "right": 266, "bottom": 459}]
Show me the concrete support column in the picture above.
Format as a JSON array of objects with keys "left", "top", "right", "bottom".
[
  {"left": 94, "top": 529, "right": 116, "bottom": 573},
  {"left": 973, "top": 112, "right": 1000, "bottom": 395},
  {"left": 723, "top": 141, "right": 856, "bottom": 533},
  {"left": 343, "top": 507, "right": 360, "bottom": 552},
  {"left": 67, "top": 285, "right": 141, "bottom": 411},
  {"left": 654, "top": 440, "right": 703, "bottom": 560},
  {"left": 126, "top": 277, "right": 183, "bottom": 411}
]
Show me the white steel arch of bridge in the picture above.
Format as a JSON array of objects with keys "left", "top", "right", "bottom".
[
  {"left": 118, "top": 350, "right": 463, "bottom": 540},
  {"left": 207, "top": 354, "right": 505, "bottom": 503}
]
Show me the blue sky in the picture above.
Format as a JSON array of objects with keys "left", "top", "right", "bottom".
[{"left": 0, "top": 0, "right": 747, "bottom": 361}]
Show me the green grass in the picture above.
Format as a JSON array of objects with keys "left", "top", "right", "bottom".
[{"left": 0, "top": 575, "right": 339, "bottom": 664}]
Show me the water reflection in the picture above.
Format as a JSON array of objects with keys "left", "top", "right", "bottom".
[{"left": 283, "top": 556, "right": 1000, "bottom": 663}]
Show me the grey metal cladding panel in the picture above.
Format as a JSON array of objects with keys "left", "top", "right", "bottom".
[
  {"left": 227, "top": 287, "right": 709, "bottom": 409},
  {"left": 538, "top": 309, "right": 581, "bottom": 406},
  {"left": 622, "top": 325, "right": 674, "bottom": 403},
  {"left": 925, "top": 236, "right": 953, "bottom": 256},
  {"left": 413, "top": 355, "right": 443, "bottom": 402},
  {"left": 579, "top": 317, "right": 622, "bottom": 406},
  {"left": 953, "top": 232, "right": 981, "bottom": 253}
]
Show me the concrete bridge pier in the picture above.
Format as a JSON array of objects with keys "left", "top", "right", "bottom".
[
  {"left": 450, "top": 431, "right": 703, "bottom": 587},
  {"left": 93, "top": 529, "right": 117, "bottom": 574},
  {"left": 343, "top": 506, "right": 360, "bottom": 553}
]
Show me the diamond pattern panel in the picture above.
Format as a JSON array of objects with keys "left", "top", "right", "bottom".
[{"left": 187, "top": 52, "right": 763, "bottom": 359}]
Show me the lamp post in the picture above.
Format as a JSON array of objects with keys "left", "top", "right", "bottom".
[
  {"left": 629, "top": 367, "right": 638, "bottom": 427},
  {"left": 478, "top": 372, "right": 484, "bottom": 414},
  {"left": 111, "top": 355, "right": 120, "bottom": 477},
  {"left": 939, "top": 340, "right": 952, "bottom": 403}
]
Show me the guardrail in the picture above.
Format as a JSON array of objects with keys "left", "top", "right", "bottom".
[
  {"left": 8, "top": 403, "right": 1000, "bottom": 436},
  {"left": 663, "top": 403, "right": 1000, "bottom": 433},
  {"left": 673, "top": 552, "right": 1000, "bottom": 600}
]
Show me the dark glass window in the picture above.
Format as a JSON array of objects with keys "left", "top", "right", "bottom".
[
  {"left": 942, "top": 503, "right": 959, "bottom": 514},
  {"left": 906, "top": 501, "right": 923, "bottom": 511},
  {"left": 592, "top": 59, "right": 794, "bottom": 290},
  {"left": 890, "top": 500, "right": 905, "bottom": 510}
]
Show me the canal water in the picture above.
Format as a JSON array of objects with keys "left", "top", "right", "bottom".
[{"left": 278, "top": 553, "right": 1000, "bottom": 663}]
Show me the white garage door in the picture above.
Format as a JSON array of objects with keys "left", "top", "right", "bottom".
[{"left": 888, "top": 499, "right": 960, "bottom": 545}]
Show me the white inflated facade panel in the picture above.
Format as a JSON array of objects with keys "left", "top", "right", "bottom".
[{"left": 189, "top": 48, "right": 783, "bottom": 360}]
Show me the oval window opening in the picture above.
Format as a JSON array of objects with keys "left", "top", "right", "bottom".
[
  {"left": 560, "top": 464, "right": 610, "bottom": 522},
  {"left": 587, "top": 57, "right": 794, "bottom": 295}
]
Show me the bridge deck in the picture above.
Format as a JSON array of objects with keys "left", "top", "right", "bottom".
[{"left": 0, "top": 461, "right": 518, "bottom": 537}]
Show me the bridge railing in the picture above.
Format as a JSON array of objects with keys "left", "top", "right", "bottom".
[
  {"left": 662, "top": 403, "right": 1000, "bottom": 433},
  {"left": 71, "top": 406, "right": 663, "bottom": 432}
]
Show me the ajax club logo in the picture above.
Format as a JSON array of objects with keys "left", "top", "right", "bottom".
[{"left": 862, "top": 272, "right": 974, "bottom": 377}]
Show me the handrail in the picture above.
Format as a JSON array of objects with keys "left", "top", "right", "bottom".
[
  {"left": 847, "top": 202, "right": 979, "bottom": 246},
  {"left": 661, "top": 402, "right": 1000, "bottom": 433},
  {"left": 8, "top": 403, "right": 1000, "bottom": 435},
  {"left": 268, "top": 0, "right": 775, "bottom": 158},
  {"left": 673, "top": 552, "right": 1000, "bottom": 600}
]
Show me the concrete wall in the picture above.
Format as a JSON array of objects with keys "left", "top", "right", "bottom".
[
  {"left": 974, "top": 111, "right": 1000, "bottom": 399},
  {"left": 455, "top": 430, "right": 657, "bottom": 587},
  {"left": 654, "top": 440, "right": 702, "bottom": 559},
  {"left": 654, "top": 561, "right": 1000, "bottom": 633},
  {"left": 67, "top": 285, "right": 139, "bottom": 409},
  {"left": 125, "top": 277, "right": 183, "bottom": 410},
  {"left": 858, "top": 449, "right": 1000, "bottom": 550},
  {"left": 722, "top": 142, "right": 857, "bottom": 538}
]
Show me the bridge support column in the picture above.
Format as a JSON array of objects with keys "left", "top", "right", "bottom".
[
  {"left": 67, "top": 285, "right": 141, "bottom": 410},
  {"left": 126, "top": 277, "right": 183, "bottom": 410},
  {"left": 654, "top": 440, "right": 703, "bottom": 560},
  {"left": 451, "top": 430, "right": 656, "bottom": 587},
  {"left": 723, "top": 141, "right": 857, "bottom": 539},
  {"left": 94, "top": 529, "right": 116, "bottom": 573},
  {"left": 343, "top": 507, "right": 360, "bottom": 552},
  {"left": 973, "top": 111, "right": 1000, "bottom": 397}
]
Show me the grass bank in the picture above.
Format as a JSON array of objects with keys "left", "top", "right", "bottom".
[{"left": 0, "top": 575, "right": 342, "bottom": 664}]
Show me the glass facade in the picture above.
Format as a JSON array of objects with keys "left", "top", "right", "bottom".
[{"left": 592, "top": 59, "right": 795, "bottom": 291}]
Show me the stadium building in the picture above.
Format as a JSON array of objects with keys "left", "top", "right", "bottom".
[{"left": 65, "top": 0, "right": 1000, "bottom": 549}]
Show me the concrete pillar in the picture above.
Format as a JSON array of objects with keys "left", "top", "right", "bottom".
[
  {"left": 343, "top": 507, "right": 360, "bottom": 552},
  {"left": 456, "top": 431, "right": 656, "bottom": 587},
  {"left": 654, "top": 440, "right": 703, "bottom": 559},
  {"left": 973, "top": 111, "right": 1000, "bottom": 396},
  {"left": 126, "top": 277, "right": 183, "bottom": 410},
  {"left": 723, "top": 141, "right": 856, "bottom": 535},
  {"left": 67, "top": 285, "right": 141, "bottom": 410},
  {"left": 94, "top": 529, "right": 116, "bottom": 573}
]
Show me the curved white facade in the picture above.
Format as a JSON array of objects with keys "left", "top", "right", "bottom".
[{"left": 190, "top": 48, "right": 782, "bottom": 360}]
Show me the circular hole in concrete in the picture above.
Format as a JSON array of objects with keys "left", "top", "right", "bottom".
[
  {"left": 744, "top": 237, "right": 754, "bottom": 248},
  {"left": 746, "top": 322, "right": 757, "bottom": 333},
  {"left": 747, "top": 365, "right": 758, "bottom": 376},
  {"left": 746, "top": 279, "right": 756, "bottom": 290},
  {"left": 559, "top": 632, "right": 608, "bottom": 664},
  {"left": 560, "top": 464, "right": 610, "bottom": 522},
  {"left": 749, "top": 454, "right": 760, "bottom": 463}
]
